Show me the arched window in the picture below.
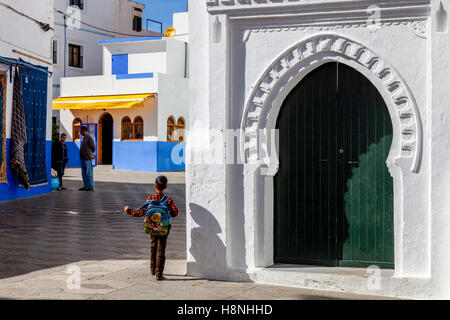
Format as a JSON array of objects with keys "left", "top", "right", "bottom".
[
  {"left": 167, "top": 116, "right": 176, "bottom": 141},
  {"left": 121, "top": 116, "right": 132, "bottom": 140},
  {"left": 72, "top": 118, "right": 82, "bottom": 141},
  {"left": 177, "top": 117, "right": 185, "bottom": 142},
  {"left": 133, "top": 116, "right": 144, "bottom": 140}
]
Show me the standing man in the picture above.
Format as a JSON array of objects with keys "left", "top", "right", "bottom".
[
  {"left": 79, "top": 125, "right": 96, "bottom": 191},
  {"left": 52, "top": 133, "right": 69, "bottom": 191}
]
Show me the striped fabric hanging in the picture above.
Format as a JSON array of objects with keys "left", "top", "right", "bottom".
[
  {"left": 10, "top": 67, "right": 30, "bottom": 189},
  {"left": 0, "top": 74, "right": 7, "bottom": 183}
]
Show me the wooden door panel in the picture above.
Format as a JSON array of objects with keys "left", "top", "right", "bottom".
[
  {"left": 274, "top": 63, "right": 338, "bottom": 266},
  {"left": 338, "top": 63, "right": 394, "bottom": 268},
  {"left": 275, "top": 62, "right": 394, "bottom": 268}
]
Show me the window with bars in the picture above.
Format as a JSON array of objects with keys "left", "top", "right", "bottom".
[
  {"left": 68, "top": 44, "right": 83, "bottom": 68},
  {"left": 69, "top": 0, "right": 84, "bottom": 10}
]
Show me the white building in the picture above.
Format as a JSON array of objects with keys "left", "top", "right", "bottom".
[
  {"left": 53, "top": 12, "right": 189, "bottom": 172},
  {"left": 0, "top": 0, "right": 54, "bottom": 201},
  {"left": 52, "top": 0, "right": 161, "bottom": 99},
  {"left": 187, "top": 0, "right": 450, "bottom": 299}
]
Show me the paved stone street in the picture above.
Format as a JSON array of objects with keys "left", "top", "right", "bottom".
[{"left": 0, "top": 168, "right": 387, "bottom": 300}]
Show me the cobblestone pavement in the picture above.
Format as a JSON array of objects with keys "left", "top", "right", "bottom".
[{"left": 0, "top": 168, "right": 389, "bottom": 300}]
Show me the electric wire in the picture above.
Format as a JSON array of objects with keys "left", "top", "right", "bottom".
[
  {"left": 0, "top": 2, "right": 53, "bottom": 31},
  {"left": 54, "top": 9, "right": 162, "bottom": 37}
]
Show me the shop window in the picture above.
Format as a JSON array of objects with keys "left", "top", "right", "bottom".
[
  {"left": 167, "top": 116, "right": 185, "bottom": 142},
  {"left": 167, "top": 116, "right": 176, "bottom": 142},
  {"left": 122, "top": 116, "right": 133, "bottom": 140},
  {"left": 133, "top": 116, "right": 144, "bottom": 140},
  {"left": 73, "top": 118, "right": 82, "bottom": 141},
  {"left": 177, "top": 117, "right": 185, "bottom": 142}
]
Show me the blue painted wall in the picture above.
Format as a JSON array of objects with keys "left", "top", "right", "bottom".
[
  {"left": 113, "top": 141, "right": 157, "bottom": 172},
  {"left": 157, "top": 141, "right": 185, "bottom": 172},
  {"left": 0, "top": 139, "right": 52, "bottom": 202},
  {"left": 112, "top": 141, "right": 185, "bottom": 172},
  {"left": 65, "top": 141, "right": 82, "bottom": 168},
  {"left": 66, "top": 140, "right": 185, "bottom": 172},
  {"left": 112, "top": 54, "right": 128, "bottom": 75}
]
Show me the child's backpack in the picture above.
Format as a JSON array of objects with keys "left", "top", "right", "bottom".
[{"left": 143, "top": 196, "right": 171, "bottom": 236}]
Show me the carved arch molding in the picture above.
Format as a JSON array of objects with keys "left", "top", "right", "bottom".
[{"left": 240, "top": 34, "right": 423, "bottom": 173}]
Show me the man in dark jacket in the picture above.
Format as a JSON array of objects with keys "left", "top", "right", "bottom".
[
  {"left": 52, "top": 133, "right": 69, "bottom": 191},
  {"left": 79, "top": 126, "right": 96, "bottom": 191}
]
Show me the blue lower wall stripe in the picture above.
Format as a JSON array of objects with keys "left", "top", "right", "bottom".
[
  {"left": 113, "top": 141, "right": 157, "bottom": 172},
  {"left": 0, "top": 140, "right": 52, "bottom": 202},
  {"left": 114, "top": 141, "right": 185, "bottom": 172},
  {"left": 66, "top": 141, "right": 185, "bottom": 173},
  {"left": 157, "top": 141, "right": 185, "bottom": 172},
  {"left": 65, "top": 141, "right": 82, "bottom": 168}
]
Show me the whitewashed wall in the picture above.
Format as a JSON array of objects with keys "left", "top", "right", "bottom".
[
  {"left": 186, "top": 0, "right": 450, "bottom": 299},
  {"left": 157, "top": 73, "right": 189, "bottom": 141},
  {"left": 52, "top": 0, "right": 159, "bottom": 99},
  {"left": 173, "top": 12, "right": 190, "bottom": 43},
  {"left": 60, "top": 74, "right": 158, "bottom": 96},
  {"left": 173, "top": 12, "right": 190, "bottom": 78},
  {"left": 102, "top": 39, "right": 187, "bottom": 78}
]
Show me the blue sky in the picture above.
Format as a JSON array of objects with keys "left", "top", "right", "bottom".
[{"left": 134, "top": 0, "right": 187, "bottom": 34}]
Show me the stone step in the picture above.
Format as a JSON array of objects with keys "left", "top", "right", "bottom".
[{"left": 252, "top": 264, "right": 408, "bottom": 299}]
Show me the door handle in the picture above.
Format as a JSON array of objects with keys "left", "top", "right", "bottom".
[
  {"left": 319, "top": 159, "right": 328, "bottom": 163},
  {"left": 348, "top": 161, "right": 359, "bottom": 167}
]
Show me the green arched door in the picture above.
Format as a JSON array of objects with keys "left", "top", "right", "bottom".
[{"left": 274, "top": 62, "right": 394, "bottom": 269}]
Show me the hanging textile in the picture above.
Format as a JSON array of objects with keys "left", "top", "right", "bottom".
[
  {"left": 10, "top": 67, "right": 30, "bottom": 189},
  {"left": 20, "top": 66, "right": 48, "bottom": 186},
  {"left": 0, "top": 74, "right": 6, "bottom": 183}
]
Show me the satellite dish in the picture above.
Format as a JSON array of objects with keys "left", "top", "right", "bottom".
[{"left": 164, "top": 27, "right": 176, "bottom": 38}]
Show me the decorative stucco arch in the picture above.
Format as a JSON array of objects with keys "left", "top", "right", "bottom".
[
  {"left": 240, "top": 33, "right": 423, "bottom": 174},
  {"left": 238, "top": 34, "right": 425, "bottom": 273}
]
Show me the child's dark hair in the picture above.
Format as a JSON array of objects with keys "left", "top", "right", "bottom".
[{"left": 155, "top": 176, "right": 168, "bottom": 191}]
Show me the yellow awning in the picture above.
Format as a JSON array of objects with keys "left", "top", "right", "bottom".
[{"left": 52, "top": 93, "right": 154, "bottom": 110}]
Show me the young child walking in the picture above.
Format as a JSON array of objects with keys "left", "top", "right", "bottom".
[{"left": 123, "top": 176, "right": 178, "bottom": 281}]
